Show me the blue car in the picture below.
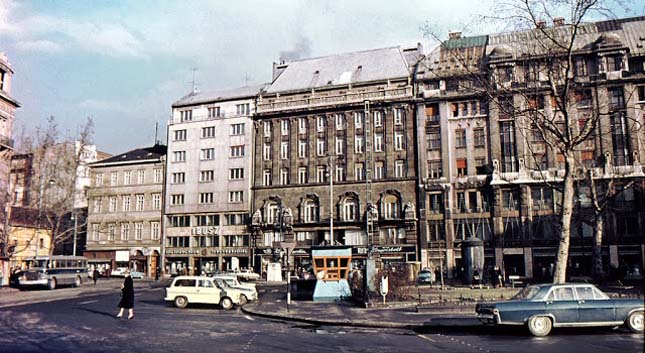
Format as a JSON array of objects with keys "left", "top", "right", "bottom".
[{"left": 476, "top": 283, "right": 644, "bottom": 336}]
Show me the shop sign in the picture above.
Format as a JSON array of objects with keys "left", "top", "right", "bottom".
[
  {"left": 190, "top": 226, "right": 219, "bottom": 235},
  {"left": 165, "top": 247, "right": 248, "bottom": 256},
  {"left": 353, "top": 245, "right": 416, "bottom": 255},
  {"left": 165, "top": 248, "right": 200, "bottom": 256},
  {"left": 291, "top": 248, "right": 310, "bottom": 256},
  {"left": 208, "top": 248, "right": 248, "bottom": 255},
  {"left": 115, "top": 250, "right": 130, "bottom": 262}
]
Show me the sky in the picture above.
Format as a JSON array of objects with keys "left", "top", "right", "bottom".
[{"left": 0, "top": 0, "right": 640, "bottom": 154}]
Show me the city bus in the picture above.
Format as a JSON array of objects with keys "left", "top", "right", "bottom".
[{"left": 18, "top": 256, "right": 88, "bottom": 290}]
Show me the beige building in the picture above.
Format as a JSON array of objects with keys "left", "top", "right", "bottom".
[{"left": 85, "top": 144, "right": 166, "bottom": 277}]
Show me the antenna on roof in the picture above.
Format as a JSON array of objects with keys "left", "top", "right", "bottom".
[
  {"left": 154, "top": 122, "right": 159, "bottom": 145},
  {"left": 190, "top": 67, "right": 199, "bottom": 93}
]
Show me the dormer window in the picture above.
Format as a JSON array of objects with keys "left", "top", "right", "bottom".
[{"left": 606, "top": 54, "right": 624, "bottom": 72}]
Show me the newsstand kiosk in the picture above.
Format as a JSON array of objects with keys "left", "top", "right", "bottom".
[{"left": 312, "top": 246, "right": 352, "bottom": 302}]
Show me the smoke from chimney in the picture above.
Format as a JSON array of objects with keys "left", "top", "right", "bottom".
[{"left": 279, "top": 35, "right": 312, "bottom": 63}]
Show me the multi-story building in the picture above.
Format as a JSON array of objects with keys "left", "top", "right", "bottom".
[
  {"left": 164, "top": 85, "right": 264, "bottom": 276},
  {"left": 417, "top": 17, "right": 645, "bottom": 280},
  {"left": 251, "top": 46, "right": 423, "bottom": 274},
  {"left": 85, "top": 144, "right": 166, "bottom": 276}
]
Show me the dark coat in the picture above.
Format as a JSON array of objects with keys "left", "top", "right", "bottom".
[{"left": 118, "top": 276, "right": 135, "bottom": 309}]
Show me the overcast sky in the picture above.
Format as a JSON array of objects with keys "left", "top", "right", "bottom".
[{"left": 0, "top": 0, "right": 639, "bottom": 154}]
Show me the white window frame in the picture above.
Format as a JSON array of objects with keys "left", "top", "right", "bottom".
[
  {"left": 335, "top": 114, "right": 344, "bottom": 130},
  {"left": 152, "top": 193, "right": 161, "bottom": 210},
  {"left": 228, "top": 191, "right": 243, "bottom": 203},
  {"left": 264, "top": 121, "right": 272, "bottom": 137},
  {"left": 122, "top": 195, "right": 131, "bottom": 212},
  {"left": 202, "top": 126, "right": 216, "bottom": 138},
  {"left": 374, "top": 134, "right": 384, "bottom": 152},
  {"left": 150, "top": 222, "right": 160, "bottom": 240},
  {"left": 200, "top": 170, "right": 214, "bottom": 182},
  {"left": 317, "top": 116, "right": 326, "bottom": 132},
  {"left": 123, "top": 171, "right": 131, "bottom": 185},
  {"left": 136, "top": 194, "right": 145, "bottom": 211},
  {"left": 355, "top": 163, "right": 364, "bottom": 181},
  {"left": 394, "top": 108, "right": 404, "bottom": 125},
  {"left": 280, "top": 142, "right": 289, "bottom": 159},
  {"left": 263, "top": 169, "right": 272, "bottom": 186},
  {"left": 121, "top": 223, "right": 130, "bottom": 241},
  {"left": 298, "top": 140, "right": 307, "bottom": 158},
  {"left": 281, "top": 119, "right": 289, "bottom": 135},
  {"left": 230, "top": 123, "right": 245, "bottom": 135},
  {"left": 394, "top": 132, "right": 404, "bottom": 150},
  {"left": 173, "top": 151, "right": 186, "bottom": 163},
  {"left": 374, "top": 111, "right": 383, "bottom": 127},
  {"left": 263, "top": 143, "right": 271, "bottom": 160},
  {"left": 201, "top": 148, "right": 215, "bottom": 160},
  {"left": 354, "top": 112, "right": 364, "bottom": 129},
  {"left": 137, "top": 170, "right": 145, "bottom": 184},
  {"left": 135, "top": 223, "right": 144, "bottom": 240},
  {"left": 298, "top": 167, "right": 308, "bottom": 184},
  {"left": 299, "top": 118, "right": 307, "bottom": 133},
  {"left": 335, "top": 138, "right": 344, "bottom": 155},
  {"left": 110, "top": 172, "right": 118, "bottom": 186},
  {"left": 395, "top": 160, "right": 405, "bottom": 178}
]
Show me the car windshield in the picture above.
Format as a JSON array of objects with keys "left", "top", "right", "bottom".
[{"left": 511, "top": 285, "right": 541, "bottom": 300}]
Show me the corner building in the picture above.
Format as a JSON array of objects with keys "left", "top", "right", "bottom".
[{"left": 251, "top": 46, "right": 423, "bottom": 272}]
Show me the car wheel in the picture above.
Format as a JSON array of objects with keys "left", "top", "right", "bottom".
[
  {"left": 47, "top": 278, "right": 57, "bottom": 290},
  {"left": 528, "top": 316, "right": 552, "bottom": 337},
  {"left": 174, "top": 296, "right": 188, "bottom": 309},
  {"left": 239, "top": 295, "right": 248, "bottom": 306},
  {"left": 74, "top": 276, "right": 82, "bottom": 288},
  {"left": 220, "top": 297, "right": 234, "bottom": 310},
  {"left": 626, "top": 311, "right": 644, "bottom": 333}
]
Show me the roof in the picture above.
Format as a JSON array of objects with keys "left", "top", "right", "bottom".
[
  {"left": 172, "top": 84, "right": 266, "bottom": 107},
  {"left": 420, "top": 35, "right": 489, "bottom": 79},
  {"left": 91, "top": 144, "right": 166, "bottom": 167},
  {"left": 266, "top": 46, "right": 412, "bottom": 93}
]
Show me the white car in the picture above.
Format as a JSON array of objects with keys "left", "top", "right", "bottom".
[
  {"left": 212, "top": 276, "right": 258, "bottom": 305},
  {"left": 164, "top": 276, "right": 242, "bottom": 310},
  {"left": 230, "top": 269, "right": 261, "bottom": 281},
  {"left": 110, "top": 267, "right": 128, "bottom": 277}
]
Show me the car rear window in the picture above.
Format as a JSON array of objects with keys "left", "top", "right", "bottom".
[{"left": 174, "top": 279, "right": 196, "bottom": 287}]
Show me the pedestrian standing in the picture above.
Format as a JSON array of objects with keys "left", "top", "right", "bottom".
[
  {"left": 93, "top": 268, "right": 99, "bottom": 285},
  {"left": 116, "top": 270, "right": 135, "bottom": 319},
  {"left": 155, "top": 266, "right": 160, "bottom": 281}
]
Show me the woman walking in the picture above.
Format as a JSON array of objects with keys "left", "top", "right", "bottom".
[{"left": 116, "top": 270, "right": 135, "bottom": 319}]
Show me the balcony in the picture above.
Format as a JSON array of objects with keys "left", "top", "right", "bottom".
[
  {"left": 0, "top": 133, "right": 14, "bottom": 149},
  {"left": 257, "top": 86, "right": 413, "bottom": 113}
]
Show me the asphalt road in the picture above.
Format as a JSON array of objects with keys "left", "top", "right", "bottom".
[{"left": 0, "top": 285, "right": 643, "bottom": 353}]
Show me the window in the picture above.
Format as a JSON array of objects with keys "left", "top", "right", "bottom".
[
  {"left": 317, "top": 116, "right": 326, "bottom": 132},
  {"left": 263, "top": 169, "right": 272, "bottom": 186},
  {"left": 108, "top": 224, "right": 116, "bottom": 241},
  {"left": 606, "top": 54, "right": 623, "bottom": 71},
  {"left": 637, "top": 86, "right": 645, "bottom": 103},
  {"left": 171, "top": 172, "right": 185, "bottom": 184},
  {"left": 335, "top": 138, "right": 344, "bottom": 155},
  {"left": 230, "top": 123, "right": 245, "bottom": 135},
  {"left": 355, "top": 135, "right": 364, "bottom": 153},
  {"left": 236, "top": 103, "right": 250, "bottom": 116},
  {"left": 354, "top": 112, "right": 364, "bottom": 129},
  {"left": 154, "top": 169, "right": 163, "bottom": 183},
  {"left": 298, "top": 140, "right": 307, "bottom": 158},
  {"left": 280, "top": 120, "right": 289, "bottom": 135},
  {"left": 151, "top": 222, "right": 160, "bottom": 240},
  {"left": 152, "top": 193, "right": 161, "bottom": 210},
  {"left": 280, "top": 142, "right": 289, "bottom": 159},
  {"left": 317, "top": 166, "right": 326, "bottom": 183},
  {"left": 427, "top": 129, "right": 441, "bottom": 150},
  {"left": 168, "top": 216, "right": 190, "bottom": 227},
  {"left": 122, "top": 196, "right": 131, "bottom": 211},
  {"left": 428, "top": 160, "right": 442, "bottom": 179},
  {"left": 199, "top": 192, "right": 214, "bottom": 204},
  {"left": 375, "top": 161, "right": 385, "bottom": 180},
  {"left": 342, "top": 198, "right": 358, "bottom": 221},
  {"left": 394, "top": 132, "right": 404, "bottom": 150},
  {"left": 173, "top": 129, "right": 187, "bottom": 141},
  {"left": 135, "top": 223, "right": 143, "bottom": 240},
  {"left": 137, "top": 170, "right": 145, "bottom": 184},
  {"left": 455, "top": 129, "right": 466, "bottom": 148},
  {"left": 94, "top": 173, "right": 103, "bottom": 186},
  {"left": 374, "top": 134, "right": 384, "bottom": 152},
  {"left": 230, "top": 145, "right": 244, "bottom": 157},
  {"left": 335, "top": 114, "right": 344, "bottom": 130},
  {"left": 456, "top": 158, "right": 467, "bottom": 177},
  {"left": 201, "top": 148, "right": 215, "bottom": 160},
  {"left": 93, "top": 197, "right": 103, "bottom": 213},
  {"left": 575, "top": 89, "right": 592, "bottom": 107},
  {"left": 200, "top": 170, "right": 214, "bottom": 182},
  {"left": 394, "top": 108, "right": 404, "bottom": 125},
  {"left": 428, "top": 220, "right": 445, "bottom": 241},
  {"left": 180, "top": 110, "right": 193, "bottom": 122},
  {"left": 280, "top": 168, "right": 289, "bottom": 185},
  {"left": 374, "top": 111, "right": 383, "bottom": 127},
  {"left": 264, "top": 121, "right": 272, "bottom": 137},
  {"left": 575, "top": 57, "right": 588, "bottom": 77},
  {"left": 608, "top": 86, "right": 625, "bottom": 111},
  {"left": 316, "top": 138, "right": 326, "bottom": 156},
  {"left": 263, "top": 143, "right": 271, "bottom": 160},
  {"left": 121, "top": 223, "right": 130, "bottom": 241},
  {"left": 355, "top": 163, "right": 364, "bottom": 181},
  {"left": 135, "top": 194, "right": 145, "bottom": 211},
  {"left": 202, "top": 126, "right": 215, "bottom": 138},
  {"left": 610, "top": 111, "right": 631, "bottom": 166},
  {"left": 228, "top": 191, "right": 243, "bottom": 203},
  {"left": 429, "top": 193, "right": 443, "bottom": 213},
  {"left": 92, "top": 224, "right": 100, "bottom": 241},
  {"left": 395, "top": 160, "right": 405, "bottom": 178},
  {"left": 531, "top": 186, "right": 553, "bottom": 210},
  {"left": 171, "top": 194, "right": 184, "bottom": 206},
  {"left": 502, "top": 190, "right": 519, "bottom": 211},
  {"left": 500, "top": 121, "right": 518, "bottom": 172},
  {"left": 109, "top": 196, "right": 117, "bottom": 212},
  {"left": 473, "top": 128, "right": 486, "bottom": 147},
  {"left": 298, "top": 167, "right": 308, "bottom": 184},
  {"left": 303, "top": 199, "right": 318, "bottom": 223},
  {"left": 172, "top": 151, "right": 186, "bottom": 162},
  {"left": 229, "top": 168, "right": 244, "bottom": 180},
  {"left": 208, "top": 106, "right": 220, "bottom": 118},
  {"left": 335, "top": 166, "right": 345, "bottom": 182},
  {"left": 110, "top": 172, "right": 118, "bottom": 186},
  {"left": 123, "top": 171, "right": 131, "bottom": 185},
  {"left": 226, "top": 214, "right": 247, "bottom": 226},
  {"left": 382, "top": 194, "right": 399, "bottom": 219},
  {"left": 196, "top": 215, "right": 219, "bottom": 226}
]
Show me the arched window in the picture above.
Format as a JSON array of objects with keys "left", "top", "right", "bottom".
[
  {"left": 382, "top": 194, "right": 399, "bottom": 219},
  {"left": 342, "top": 198, "right": 358, "bottom": 221},
  {"left": 265, "top": 201, "right": 279, "bottom": 224},
  {"left": 303, "top": 199, "right": 319, "bottom": 223}
]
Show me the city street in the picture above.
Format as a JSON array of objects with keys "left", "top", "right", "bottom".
[{"left": 0, "top": 283, "right": 643, "bottom": 353}]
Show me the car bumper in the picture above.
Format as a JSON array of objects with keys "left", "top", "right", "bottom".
[
  {"left": 476, "top": 312, "right": 500, "bottom": 324},
  {"left": 18, "top": 279, "right": 48, "bottom": 286}
]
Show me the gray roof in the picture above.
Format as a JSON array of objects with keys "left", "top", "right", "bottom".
[
  {"left": 266, "top": 47, "right": 412, "bottom": 94},
  {"left": 172, "top": 84, "right": 266, "bottom": 107},
  {"left": 91, "top": 144, "right": 166, "bottom": 167}
]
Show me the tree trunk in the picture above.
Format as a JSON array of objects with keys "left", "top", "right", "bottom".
[
  {"left": 554, "top": 157, "right": 575, "bottom": 284},
  {"left": 592, "top": 214, "right": 604, "bottom": 281}
]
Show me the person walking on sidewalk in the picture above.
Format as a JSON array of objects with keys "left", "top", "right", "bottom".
[
  {"left": 93, "top": 268, "right": 99, "bottom": 285},
  {"left": 116, "top": 270, "right": 135, "bottom": 319}
]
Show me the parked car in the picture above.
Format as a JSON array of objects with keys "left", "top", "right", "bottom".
[
  {"left": 129, "top": 270, "right": 144, "bottom": 279},
  {"left": 164, "top": 276, "right": 242, "bottom": 310},
  {"left": 228, "top": 269, "right": 261, "bottom": 281},
  {"left": 476, "top": 283, "right": 644, "bottom": 336},
  {"left": 417, "top": 269, "right": 435, "bottom": 285},
  {"left": 110, "top": 267, "right": 128, "bottom": 277},
  {"left": 212, "top": 276, "right": 258, "bottom": 305}
]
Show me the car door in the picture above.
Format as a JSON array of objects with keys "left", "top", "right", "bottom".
[
  {"left": 576, "top": 285, "right": 616, "bottom": 323},
  {"left": 545, "top": 286, "right": 579, "bottom": 324},
  {"left": 197, "top": 279, "right": 222, "bottom": 305}
]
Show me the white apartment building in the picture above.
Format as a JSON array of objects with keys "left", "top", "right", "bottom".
[{"left": 164, "top": 84, "right": 264, "bottom": 275}]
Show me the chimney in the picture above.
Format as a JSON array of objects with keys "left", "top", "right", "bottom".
[
  {"left": 448, "top": 31, "right": 462, "bottom": 40},
  {"left": 536, "top": 19, "right": 546, "bottom": 28},
  {"left": 553, "top": 17, "right": 565, "bottom": 26}
]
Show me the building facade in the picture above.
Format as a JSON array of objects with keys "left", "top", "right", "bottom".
[
  {"left": 164, "top": 85, "right": 263, "bottom": 276},
  {"left": 416, "top": 17, "right": 645, "bottom": 280},
  {"left": 85, "top": 144, "right": 166, "bottom": 276},
  {"left": 251, "top": 46, "right": 423, "bottom": 274}
]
